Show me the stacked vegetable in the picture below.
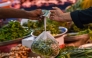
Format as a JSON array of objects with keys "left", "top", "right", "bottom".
[{"left": 0, "top": 21, "right": 31, "bottom": 42}]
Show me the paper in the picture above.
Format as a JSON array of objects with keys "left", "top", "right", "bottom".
[{"left": 42, "top": 10, "right": 51, "bottom": 18}]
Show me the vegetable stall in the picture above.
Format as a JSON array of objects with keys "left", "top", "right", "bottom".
[{"left": 1, "top": 0, "right": 92, "bottom": 58}]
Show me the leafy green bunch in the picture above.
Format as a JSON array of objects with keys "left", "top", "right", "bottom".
[{"left": 0, "top": 21, "right": 31, "bottom": 42}]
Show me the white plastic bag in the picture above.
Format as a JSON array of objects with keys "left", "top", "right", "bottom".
[{"left": 31, "top": 10, "right": 60, "bottom": 57}]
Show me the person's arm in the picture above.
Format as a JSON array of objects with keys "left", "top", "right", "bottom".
[
  {"left": 50, "top": 7, "right": 92, "bottom": 28},
  {"left": 60, "top": 7, "right": 92, "bottom": 28},
  {"left": 50, "top": 7, "right": 72, "bottom": 22},
  {"left": 70, "top": 7, "right": 92, "bottom": 28},
  {"left": 60, "top": 12, "right": 72, "bottom": 22},
  {"left": 0, "top": 8, "right": 42, "bottom": 20}
]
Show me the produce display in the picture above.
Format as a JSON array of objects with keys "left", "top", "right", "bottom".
[
  {"left": 22, "top": 19, "right": 61, "bottom": 36},
  {"left": 1, "top": 45, "right": 92, "bottom": 58},
  {"left": 55, "top": 46, "right": 92, "bottom": 58},
  {"left": 1, "top": 1, "right": 92, "bottom": 58},
  {"left": 0, "top": 21, "right": 31, "bottom": 42}
]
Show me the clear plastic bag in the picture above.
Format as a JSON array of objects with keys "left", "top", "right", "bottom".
[
  {"left": 31, "top": 10, "right": 60, "bottom": 58},
  {"left": 31, "top": 31, "right": 60, "bottom": 57}
]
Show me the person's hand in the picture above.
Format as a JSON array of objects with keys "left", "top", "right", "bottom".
[
  {"left": 50, "top": 7, "right": 64, "bottom": 21},
  {"left": 50, "top": 7, "right": 72, "bottom": 22},
  {"left": 28, "top": 9, "right": 43, "bottom": 20}
]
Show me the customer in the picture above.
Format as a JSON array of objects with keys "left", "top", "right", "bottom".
[{"left": 0, "top": 8, "right": 42, "bottom": 20}]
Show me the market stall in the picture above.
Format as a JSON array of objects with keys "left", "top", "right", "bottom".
[{"left": 0, "top": 0, "right": 92, "bottom": 58}]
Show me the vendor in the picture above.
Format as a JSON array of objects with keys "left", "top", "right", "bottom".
[
  {"left": 49, "top": 0, "right": 92, "bottom": 48},
  {"left": 50, "top": 7, "right": 92, "bottom": 47},
  {"left": 50, "top": 7, "right": 92, "bottom": 29}
]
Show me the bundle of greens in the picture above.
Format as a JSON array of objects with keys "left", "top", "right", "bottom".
[
  {"left": 0, "top": 21, "right": 31, "bottom": 42},
  {"left": 55, "top": 46, "right": 92, "bottom": 58}
]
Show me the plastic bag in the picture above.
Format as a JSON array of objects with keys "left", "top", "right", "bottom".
[
  {"left": 31, "top": 10, "right": 60, "bottom": 58},
  {"left": 31, "top": 31, "right": 60, "bottom": 57}
]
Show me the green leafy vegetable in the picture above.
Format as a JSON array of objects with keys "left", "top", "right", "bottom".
[
  {"left": 0, "top": 21, "right": 31, "bottom": 42},
  {"left": 22, "top": 18, "right": 62, "bottom": 36},
  {"left": 56, "top": 46, "right": 92, "bottom": 58}
]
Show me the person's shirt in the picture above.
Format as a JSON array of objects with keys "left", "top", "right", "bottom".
[{"left": 70, "top": 7, "right": 92, "bottom": 28}]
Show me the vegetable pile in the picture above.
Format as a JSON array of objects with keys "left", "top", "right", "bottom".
[
  {"left": 22, "top": 19, "right": 62, "bottom": 36},
  {"left": 0, "top": 21, "right": 31, "bottom": 42},
  {"left": 55, "top": 46, "right": 92, "bottom": 58}
]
